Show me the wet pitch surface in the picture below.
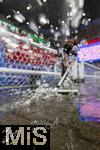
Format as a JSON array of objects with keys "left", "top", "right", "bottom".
[{"left": 0, "top": 78, "right": 100, "bottom": 150}]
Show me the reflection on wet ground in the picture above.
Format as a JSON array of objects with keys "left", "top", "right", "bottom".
[{"left": 0, "top": 78, "right": 100, "bottom": 150}]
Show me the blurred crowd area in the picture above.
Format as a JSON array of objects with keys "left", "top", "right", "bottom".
[
  {"left": 0, "top": 18, "right": 100, "bottom": 70},
  {"left": 90, "top": 62, "right": 100, "bottom": 68}
]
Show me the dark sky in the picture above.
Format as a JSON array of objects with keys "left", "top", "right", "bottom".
[
  {"left": 84, "top": 0, "right": 100, "bottom": 20},
  {"left": 0, "top": 0, "right": 99, "bottom": 36}
]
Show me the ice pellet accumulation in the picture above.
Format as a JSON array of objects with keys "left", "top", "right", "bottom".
[{"left": 9, "top": 86, "right": 63, "bottom": 110}]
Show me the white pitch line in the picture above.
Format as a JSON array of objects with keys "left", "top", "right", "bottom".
[{"left": 57, "top": 89, "right": 78, "bottom": 93}]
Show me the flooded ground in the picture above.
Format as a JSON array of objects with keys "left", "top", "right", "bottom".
[{"left": 0, "top": 78, "right": 100, "bottom": 150}]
